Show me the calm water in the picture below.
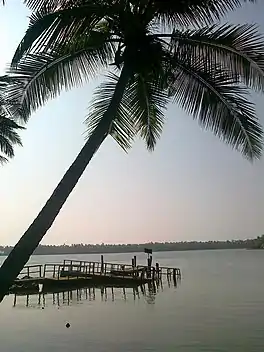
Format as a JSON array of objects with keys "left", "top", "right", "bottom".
[{"left": 0, "top": 249, "right": 264, "bottom": 351}]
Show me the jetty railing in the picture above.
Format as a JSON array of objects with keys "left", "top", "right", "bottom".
[
  {"left": 16, "top": 259, "right": 181, "bottom": 282},
  {"left": 19, "top": 264, "right": 42, "bottom": 279}
]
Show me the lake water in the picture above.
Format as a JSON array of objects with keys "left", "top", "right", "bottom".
[{"left": 0, "top": 249, "right": 264, "bottom": 352}]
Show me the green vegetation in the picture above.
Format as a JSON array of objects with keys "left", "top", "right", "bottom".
[
  {"left": 0, "top": 237, "right": 264, "bottom": 256},
  {"left": 250, "top": 235, "right": 264, "bottom": 249},
  {"left": 0, "top": 77, "right": 23, "bottom": 164},
  {"left": 1, "top": 0, "right": 264, "bottom": 298}
]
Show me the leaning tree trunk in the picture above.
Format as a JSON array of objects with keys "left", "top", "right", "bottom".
[{"left": 0, "top": 65, "right": 130, "bottom": 301}]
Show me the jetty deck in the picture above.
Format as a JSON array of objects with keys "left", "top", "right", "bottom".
[{"left": 9, "top": 257, "right": 181, "bottom": 295}]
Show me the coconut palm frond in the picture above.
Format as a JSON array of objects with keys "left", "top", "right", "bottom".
[
  {"left": 0, "top": 155, "right": 8, "bottom": 164},
  {"left": 127, "top": 71, "right": 169, "bottom": 150},
  {"left": 24, "top": 0, "right": 72, "bottom": 11},
  {"left": 167, "top": 55, "right": 263, "bottom": 160},
  {"left": 165, "top": 23, "right": 264, "bottom": 92},
  {"left": 24, "top": 0, "right": 112, "bottom": 11},
  {"left": 7, "top": 34, "right": 115, "bottom": 121},
  {"left": 152, "top": 0, "right": 256, "bottom": 27},
  {"left": 0, "top": 116, "right": 24, "bottom": 164},
  {"left": 85, "top": 73, "right": 136, "bottom": 151},
  {"left": 0, "top": 117, "right": 24, "bottom": 144},
  {"left": 12, "top": 2, "right": 112, "bottom": 65},
  {"left": 0, "top": 75, "right": 24, "bottom": 164}
]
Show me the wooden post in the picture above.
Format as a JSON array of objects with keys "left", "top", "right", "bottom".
[
  {"left": 92, "top": 263, "right": 95, "bottom": 275},
  {"left": 172, "top": 268, "right": 177, "bottom": 287},
  {"left": 13, "top": 294, "right": 17, "bottom": 307},
  {"left": 27, "top": 267, "right": 30, "bottom": 278},
  {"left": 101, "top": 255, "right": 104, "bottom": 274},
  {"left": 149, "top": 255, "right": 153, "bottom": 267},
  {"left": 156, "top": 263, "right": 160, "bottom": 280},
  {"left": 167, "top": 268, "right": 171, "bottom": 285},
  {"left": 134, "top": 256, "right": 137, "bottom": 268},
  {"left": 147, "top": 256, "right": 152, "bottom": 278},
  {"left": 123, "top": 287, "right": 126, "bottom": 300},
  {"left": 132, "top": 259, "right": 135, "bottom": 277},
  {"left": 121, "top": 265, "right": 125, "bottom": 277},
  {"left": 100, "top": 287, "right": 104, "bottom": 301},
  {"left": 152, "top": 266, "right": 156, "bottom": 281},
  {"left": 39, "top": 265, "right": 42, "bottom": 278}
]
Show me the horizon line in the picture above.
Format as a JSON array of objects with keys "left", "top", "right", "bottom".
[{"left": 0, "top": 237, "right": 260, "bottom": 247}]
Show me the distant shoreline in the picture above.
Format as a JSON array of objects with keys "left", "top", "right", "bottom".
[
  {"left": 0, "top": 237, "right": 263, "bottom": 256},
  {"left": 0, "top": 247, "right": 249, "bottom": 256}
]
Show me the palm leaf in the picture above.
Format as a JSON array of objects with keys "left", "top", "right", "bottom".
[
  {"left": 0, "top": 76, "right": 24, "bottom": 164},
  {"left": 152, "top": 0, "right": 256, "bottom": 27},
  {"left": 7, "top": 34, "right": 115, "bottom": 121},
  {"left": 127, "top": 72, "right": 169, "bottom": 150},
  {"left": 0, "top": 116, "right": 24, "bottom": 164},
  {"left": 24, "top": 0, "right": 74, "bottom": 10},
  {"left": 12, "top": 2, "right": 113, "bottom": 65},
  {"left": 86, "top": 62, "right": 169, "bottom": 151},
  {"left": 24, "top": 0, "right": 115, "bottom": 11},
  {"left": 0, "top": 155, "right": 8, "bottom": 164},
  {"left": 85, "top": 72, "right": 136, "bottom": 151},
  {"left": 167, "top": 55, "right": 263, "bottom": 160},
  {"left": 166, "top": 24, "right": 264, "bottom": 92}
]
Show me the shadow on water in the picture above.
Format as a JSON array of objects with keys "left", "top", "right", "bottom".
[{"left": 12, "top": 277, "right": 181, "bottom": 309}]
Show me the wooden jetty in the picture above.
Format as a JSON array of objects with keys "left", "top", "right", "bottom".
[{"left": 9, "top": 257, "right": 181, "bottom": 295}]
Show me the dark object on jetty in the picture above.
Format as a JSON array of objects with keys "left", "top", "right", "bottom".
[{"left": 9, "top": 257, "right": 181, "bottom": 295}]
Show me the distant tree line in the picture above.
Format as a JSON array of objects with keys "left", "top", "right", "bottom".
[{"left": 0, "top": 236, "right": 263, "bottom": 256}]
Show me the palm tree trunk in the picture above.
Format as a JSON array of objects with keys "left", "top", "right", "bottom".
[{"left": 0, "top": 65, "right": 131, "bottom": 301}]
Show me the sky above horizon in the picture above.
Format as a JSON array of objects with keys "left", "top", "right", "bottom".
[{"left": 1, "top": 1, "right": 264, "bottom": 246}]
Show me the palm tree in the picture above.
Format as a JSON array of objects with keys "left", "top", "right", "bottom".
[
  {"left": 0, "top": 77, "right": 23, "bottom": 165},
  {"left": 0, "top": 0, "right": 263, "bottom": 298}
]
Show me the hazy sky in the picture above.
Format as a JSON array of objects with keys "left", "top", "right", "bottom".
[{"left": 0, "top": 1, "right": 264, "bottom": 245}]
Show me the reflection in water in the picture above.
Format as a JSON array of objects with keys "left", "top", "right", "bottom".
[{"left": 12, "top": 277, "right": 181, "bottom": 309}]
